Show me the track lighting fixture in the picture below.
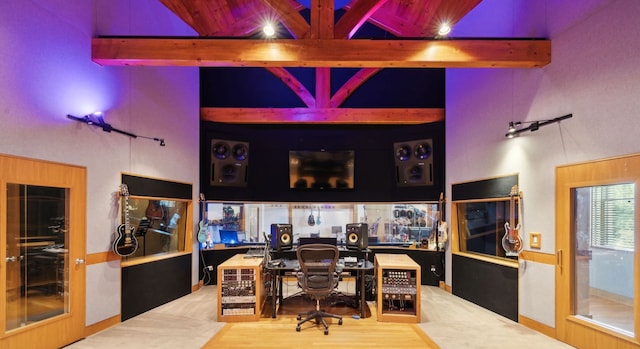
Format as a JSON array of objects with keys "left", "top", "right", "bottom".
[
  {"left": 67, "top": 112, "right": 165, "bottom": 146},
  {"left": 505, "top": 114, "right": 573, "bottom": 138}
]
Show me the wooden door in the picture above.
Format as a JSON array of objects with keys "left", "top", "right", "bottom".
[
  {"left": 0, "top": 154, "right": 86, "bottom": 349},
  {"left": 556, "top": 154, "right": 640, "bottom": 349}
]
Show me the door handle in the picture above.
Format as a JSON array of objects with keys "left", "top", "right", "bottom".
[
  {"left": 556, "top": 249, "right": 563, "bottom": 274},
  {"left": 5, "top": 256, "right": 16, "bottom": 262},
  {"left": 75, "top": 258, "right": 86, "bottom": 265}
]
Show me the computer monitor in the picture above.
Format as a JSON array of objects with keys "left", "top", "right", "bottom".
[{"left": 220, "top": 230, "right": 239, "bottom": 244}]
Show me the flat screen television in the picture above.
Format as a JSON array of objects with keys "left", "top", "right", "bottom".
[{"left": 289, "top": 150, "right": 355, "bottom": 189}]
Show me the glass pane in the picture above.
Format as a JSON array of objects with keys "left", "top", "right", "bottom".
[
  {"left": 5, "top": 184, "right": 69, "bottom": 331},
  {"left": 573, "top": 184, "right": 635, "bottom": 335},
  {"left": 199, "top": 202, "right": 438, "bottom": 249},
  {"left": 123, "top": 197, "right": 188, "bottom": 258},
  {"left": 456, "top": 200, "right": 518, "bottom": 259}
]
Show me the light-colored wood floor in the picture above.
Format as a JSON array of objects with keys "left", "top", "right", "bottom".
[
  {"left": 204, "top": 305, "right": 438, "bottom": 349},
  {"left": 65, "top": 284, "right": 576, "bottom": 349}
]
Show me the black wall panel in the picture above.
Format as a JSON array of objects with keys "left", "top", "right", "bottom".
[
  {"left": 200, "top": 122, "right": 445, "bottom": 202},
  {"left": 451, "top": 254, "right": 518, "bottom": 322},
  {"left": 121, "top": 254, "right": 192, "bottom": 321},
  {"left": 122, "top": 174, "right": 192, "bottom": 200},
  {"left": 451, "top": 174, "right": 518, "bottom": 201}
]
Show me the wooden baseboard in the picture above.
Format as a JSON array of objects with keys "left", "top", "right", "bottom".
[
  {"left": 84, "top": 315, "right": 120, "bottom": 338},
  {"left": 519, "top": 315, "right": 557, "bottom": 339},
  {"left": 440, "top": 281, "right": 451, "bottom": 293}
]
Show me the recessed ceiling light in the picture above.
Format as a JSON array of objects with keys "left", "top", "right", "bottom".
[
  {"left": 438, "top": 23, "right": 451, "bottom": 36},
  {"left": 263, "top": 23, "right": 275, "bottom": 37}
]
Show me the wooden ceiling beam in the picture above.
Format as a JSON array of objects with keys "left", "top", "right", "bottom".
[
  {"left": 330, "top": 68, "right": 382, "bottom": 108},
  {"left": 335, "top": 0, "right": 389, "bottom": 39},
  {"left": 262, "top": 0, "right": 310, "bottom": 39},
  {"left": 92, "top": 38, "right": 551, "bottom": 68},
  {"left": 200, "top": 107, "right": 445, "bottom": 124}
]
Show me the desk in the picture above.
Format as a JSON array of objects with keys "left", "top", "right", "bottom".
[{"left": 265, "top": 258, "right": 374, "bottom": 319}]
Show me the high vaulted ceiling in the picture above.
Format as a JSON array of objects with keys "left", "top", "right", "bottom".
[{"left": 92, "top": 0, "right": 551, "bottom": 124}]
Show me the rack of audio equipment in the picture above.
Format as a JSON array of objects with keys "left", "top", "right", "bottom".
[
  {"left": 217, "top": 254, "right": 265, "bottom": 322},
  {"left": 374, "top": 253, "right": 421, "bottom": 323}
]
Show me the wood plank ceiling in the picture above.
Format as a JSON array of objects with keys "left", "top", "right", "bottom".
[{"left": 92, "top": 0, "right": 551, "bottom": 124}]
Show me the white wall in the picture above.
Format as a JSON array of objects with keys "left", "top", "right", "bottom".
[
  {"left": 446, "top": 0, "right": 640, "bottom": 327},
  {"left": 0, "top": 0, "right": 199, "bottom": 326}
]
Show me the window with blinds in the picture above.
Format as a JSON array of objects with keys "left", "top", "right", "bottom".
[{"left": 590, "top": 183, "right": 635, "bottom": 251}]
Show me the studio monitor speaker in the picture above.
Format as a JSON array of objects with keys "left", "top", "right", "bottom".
[
  {"left": 346, "top": 223, "right": 368, "bottom": 250},
  {"left": 270, "top": 223, "right": 293, "bottom": 251},
  {"left": 394, "top": 139, "right": 433, "bottom": 187},
  {"left": 211, "top": 139, "right": 249, "bottom": 187}
]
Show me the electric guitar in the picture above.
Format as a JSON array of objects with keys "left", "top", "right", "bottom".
[
  {"left": 113, "top": 184, "right": 138, "bottom": 257},
  {"left": 316, "top": 206, "right": 321, "bottom": 225},
  {"left": 197, "top": 193, "right": 208, "bottom": 243},
  {"left": 502, "top": 185, "right": 524, "bottom": 257},
  {"left": 307, "top": 207, "right": 315, "bottom": 226},
  {"left": 436, "top": 192, "right": 448, "bottom": 250}
]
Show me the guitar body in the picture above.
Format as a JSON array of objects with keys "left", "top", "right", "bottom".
[
  {"left": 197, "top": 220, "right": 208, "bottom": 243},
  {"left": 502, "top": 222, "right": 523, "bottom": 257},
  {"left": 197, "top": 193, "right": 208, "bottom": 244},
  {"left": 437, "top": 221, "right": 448, "bottom": 245},
  {"left": 502, "top": 185, "right": 524, "bottom": 257},
  {"left": 113, "top": 224, "right": 138, "bottom": 256},
  {"left": 307, "top": 209, "right": 315, "bottom": 226}
]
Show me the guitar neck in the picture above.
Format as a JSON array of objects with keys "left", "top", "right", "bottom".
[{"left": 123, "top": 194, "right": 131, "bottom": 243}]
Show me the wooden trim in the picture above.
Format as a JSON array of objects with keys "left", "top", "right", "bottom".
[
  {"left": 200, "top": 107, "right": 444, "bottom": 124},
  {"left": 452, "top": 251, "right": 519, "bottom": 269},
  {"left": 92, "top": 38, "right": 551, "bottom": 68},
  {"left": 519, "top": 250, "right": 556, "bottom": 265},
  {"left": 120, "top": 251, "right": 193, "bottom": 268},
  {"left": 83, "top": 315, "right": 120, "bottom": 338},
  {"left": 519, "top": 315, "right": 557, "bottom": 339},
  {"left": 86, "top": 251, "right": 120, "bottom": 265}
]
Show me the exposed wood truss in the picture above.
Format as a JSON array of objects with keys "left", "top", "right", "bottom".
[
  {"left": 93, "top": 0, "right": 551, "bottom": 124},
  {"left": 91, "top": 38, "right": 550, "bottom": 69}
]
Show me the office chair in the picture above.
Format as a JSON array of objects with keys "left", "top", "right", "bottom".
[{"left": 295, "top": 244, "right": 343, "bottom": 335}]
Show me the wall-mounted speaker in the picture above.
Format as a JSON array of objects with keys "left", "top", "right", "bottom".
[
  {"left": 211, "top": 139, "right": 249, "bottom": 187},
  {"left": 346, "top": 223, "right": 368, "bottom": 250},
  {"left": 394, "top": 139, "right": 433, "bottom": 187},
  {"left": 270, "top": 223, "right": 293, "bottom": 251}
]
